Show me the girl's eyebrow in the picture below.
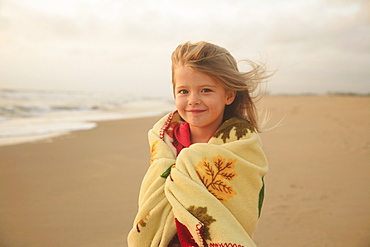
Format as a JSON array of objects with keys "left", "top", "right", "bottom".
[
  {"left": 175, "top": 85, "right": 187, "bottom": 89},
  {"left": 199, "top": 84, "right": 217, "bottom": 88},
  {"left": 175, "top": 84, "right": 217, "bottom": 89}
]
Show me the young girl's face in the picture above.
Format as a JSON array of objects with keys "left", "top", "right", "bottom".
[{"left": 174, "top": 66, "right": 236, "bottom": 134}]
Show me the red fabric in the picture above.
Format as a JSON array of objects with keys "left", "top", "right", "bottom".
[
  {"left": 169, "top": 122, "right": 196, "bottom": 246},
  {"left": 173, "top": 122, "right": 191, "bottom": 155},
  {"left": 175, "top": 218, "right": 199, "bottom": 247}
]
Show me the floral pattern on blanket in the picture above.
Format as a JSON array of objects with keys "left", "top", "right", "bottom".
[
  {"left": 174, "top": 206, "right": 216, "bottom": 246},
  {"left": 187, "top": 206, "right": 216, "bottom": 241},
  {"left": 196, "top": 155, "right": 238, "bottom": 202},
  {"left": 136, "top": 213, "right": 150, "bottom": 233},
  {"left": 150, "top": 140, "right": 158, "bottom": 165},
  {"left": 213, "top": 118, "right": 255, "bottom": 143}
]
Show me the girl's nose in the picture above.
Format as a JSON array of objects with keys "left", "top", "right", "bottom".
[{"left": 188, "top": 93, "right": 200, "bottom": 105}]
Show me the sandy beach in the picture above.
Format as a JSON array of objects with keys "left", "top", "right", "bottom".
[{"left": 0, "top": 95, "right": 369, "bottom": 247}]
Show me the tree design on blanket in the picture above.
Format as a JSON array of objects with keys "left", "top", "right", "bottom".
[{"left": 196, "top": 155, "right": 237, "bottom": 202}]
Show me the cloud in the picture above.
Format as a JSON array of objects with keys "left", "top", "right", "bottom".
[{"left": 0, "top": 0, "right": 369, "bottom": 95}]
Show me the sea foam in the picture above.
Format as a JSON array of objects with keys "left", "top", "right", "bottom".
[{"left": 0, "top": 89, "right": 174, "bottom": 146}]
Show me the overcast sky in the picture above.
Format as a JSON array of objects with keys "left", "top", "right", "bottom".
[{"left": 0, "top": 0, "right": 369, "bottom": 98}]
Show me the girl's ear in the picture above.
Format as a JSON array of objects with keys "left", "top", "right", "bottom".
[{"left": 226, "top": 91, "right": 236, "bottom": 105}]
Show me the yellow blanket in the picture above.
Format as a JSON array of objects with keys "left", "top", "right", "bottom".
[{"left": 128, "top": 111, "right": 268, "bottom": 247}]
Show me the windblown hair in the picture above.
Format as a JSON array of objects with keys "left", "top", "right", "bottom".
[{"left": 171, "top": 41, "right": 269, "bottom": 132}]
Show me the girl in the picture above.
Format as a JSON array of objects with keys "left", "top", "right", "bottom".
[{"left": 128, "top": 41, "right": 269, "bottom": 247}]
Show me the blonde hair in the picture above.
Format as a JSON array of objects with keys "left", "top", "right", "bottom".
[{"left": 171, "top": 41, "right": 269, "bottom": 132}]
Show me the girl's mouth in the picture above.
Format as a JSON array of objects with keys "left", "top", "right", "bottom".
[{"left": 187, "top": 109, "right": 206, "bottom": 113}]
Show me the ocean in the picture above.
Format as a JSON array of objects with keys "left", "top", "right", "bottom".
[{"left": 0, "top": 88, "right": 175, "bottom": 146}]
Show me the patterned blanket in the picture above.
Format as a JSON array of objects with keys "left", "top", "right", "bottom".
[{"left": 128, "top": 111, "right": 268, "bottom": 247}]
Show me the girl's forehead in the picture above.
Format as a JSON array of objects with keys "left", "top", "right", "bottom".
[
  {"left": 174, "top": 66, "right": 196, "bottom": 75},
  {"left": 174, "top": 67, "right": 213, "bottom": 83}
]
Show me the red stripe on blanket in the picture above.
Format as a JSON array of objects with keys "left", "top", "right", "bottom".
[{"left": 209, "top": 244, "right": 245, "bottom": 247}]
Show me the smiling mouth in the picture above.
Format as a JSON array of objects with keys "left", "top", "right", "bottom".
[{"left": 187, "top": 109, "right": 206, "bottom": 113}]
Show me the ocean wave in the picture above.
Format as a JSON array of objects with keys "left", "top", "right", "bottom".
[{"left": 0, "top": 88, "right": 174, "bottom": 146}]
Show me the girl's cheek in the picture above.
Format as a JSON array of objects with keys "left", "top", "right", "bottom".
[{"left": 175, "top": 99, "right": 182, "bottom": 109}]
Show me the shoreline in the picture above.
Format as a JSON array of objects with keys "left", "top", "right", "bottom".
[{"left": 0, "top": 111, "right": 173, "bottom": 147}]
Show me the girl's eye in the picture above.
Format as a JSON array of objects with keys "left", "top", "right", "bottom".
[
  {"left": 202, "top": 88, "right": 212, "bottom": 93},
  {"left": 179, "top": 89, "right": 189, "bottom": 94}
]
